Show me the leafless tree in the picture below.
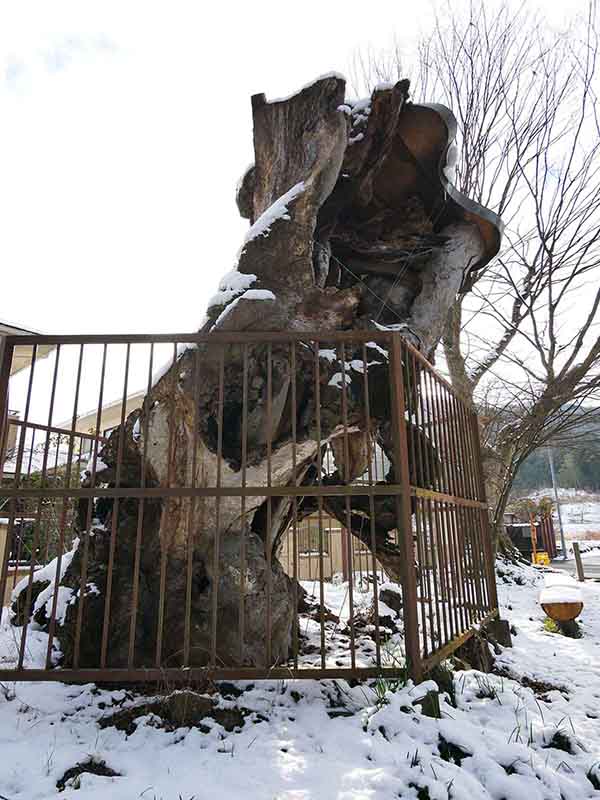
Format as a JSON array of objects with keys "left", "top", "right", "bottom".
[{"left": 353, "top": 0, "right": 600, "bottom": 550}]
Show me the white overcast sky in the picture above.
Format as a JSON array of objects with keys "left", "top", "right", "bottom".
[
  {"left": 1, "top": 0, "right": 432, "bottom": 336},
  {"left": 1, "top": 0, "right": 586, "bottom": 426},
  {"left": 0, "top": 0, "right": 579, "bottom": 336}
]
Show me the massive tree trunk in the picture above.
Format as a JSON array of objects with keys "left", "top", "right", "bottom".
[{"left": 16, "top": 75, "right": 502, "bottom": 669}]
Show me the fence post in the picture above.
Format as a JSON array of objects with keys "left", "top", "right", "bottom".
[
  {"left": 389, "top": 335, "right": 422, "bottom": 683},
  {"left": 469, "top": 410, "right": 499, "bottom": 612},
  {"left": 0, "top": 336, "right": 15, "bottom": 608},
  {"left": 573, "top": 542, "right": 585, "bottom": 582}
]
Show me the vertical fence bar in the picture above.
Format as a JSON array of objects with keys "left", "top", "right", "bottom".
[
  {"left": 339, "top": 342, "right": 356, "bottom": 670},
  {"left": 73, "top": 343, "right": 107, "bottom": 668},
  {"left": 314, "top": 342, "right": 327, "bottom": 669},
  {"left": 0, "top": 338, "right": 15, "bottom": 613},
  {"left": 362, "top": 342, "right": 381, "bottom": 668},
  {"left": 406, "top": 354, "right": 420, "bottom": 488},
  {"left": 468, "top": 506, "right": 485, "bottom": 616},
  {"left": 37, "top": 346, "right": 64, "bottom": 668},
  {"left": 210, "top": 347, "right": 225, "bottom": 668},
  {"left": 238, "top": 343, "right": 249, "bottom": 666},
  {"left": 265, "top": 343, "right": 273, "bottom": 667},
  {"left": 460, "top": 504, "right": 477, "bottom": 625},
  {"left": 389, "top": 335, "right": 421, "bottom": 682},
  {"left": 155, "top": 344, "right": 178, "bottom": 668},
  {"left": 412, "top": 356, "right": 428, "bottom": 490},
  {"left": 427, "top": 496, "right": 445, "bottom": 650},
  {"left": 427, "top": 371, "right": 447, "bottom": 495},
  {"left": 438, "top": 379, "right": 456, "bottom": 498},
  {"left": 10, "top": 345, "right": 38, "bottom": 612},
  {"left": 458, "top": 400, "right": 477, "bottom": 501},
  {"left": 128, "top": 343, "right": 155, "bottom": 668},
  {"left": 100, "top": 343, "right": 130, "bottom": 668},
  {"left": 414, "top": 499, "right": 429, "bottom": 657},
  {"left": 184, "top": 344, "right": 200, "bottom": 667},
  {"left": 37, "top": 346, "right": 82, "bottom": 668},
  {"left": 475, "top": 505, "right": 491, "bottom": 612},
  {"left": 439, "top": 499, "right": 459, "bottom": 637},
  {"left": 448, "top": 391, "right": 466, "bottom": 500},
  {"left": 290, "top": 342, "right": 299, "bottom": 670},
  {"left": 455, "top": 503, "right": 473, "bottom": 628}
]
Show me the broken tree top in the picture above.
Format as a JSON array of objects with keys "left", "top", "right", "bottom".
[{"left": 206, "top": 73, "right": 502, "bottom": 354}]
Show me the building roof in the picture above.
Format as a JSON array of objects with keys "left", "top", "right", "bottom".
[{"left": 1, "top": 320, "right": 56, "bottom": 376}]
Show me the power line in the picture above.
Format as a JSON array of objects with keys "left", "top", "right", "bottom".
[{"left": 312, "top": 240, "right": 410, "bottom": 327}]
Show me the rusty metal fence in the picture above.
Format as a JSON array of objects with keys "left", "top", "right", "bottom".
[{"left": 0, "top": 331, "right": 498, "bottom": 684}]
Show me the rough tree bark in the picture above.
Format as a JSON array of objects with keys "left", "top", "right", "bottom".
[{"left": 16, "top": 75, "right": 501, "bottom": 669}]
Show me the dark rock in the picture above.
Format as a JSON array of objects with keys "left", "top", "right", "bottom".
[
  {"left": 484, "top": 617, "right": 513, "bottom": 647},
  {"left": 419, "top": 689, "right": 441, "bottom": 719},
  {"left": 438, "top": 734, "right": 471, "bottom": 765},
  {"left": 98, "top": 690, "right": 247, "bottom": 735},
  {"left": 379, "top": 586, "right": 403, "bottom": 616},
  {"left": 454, "top": 632, "right": 495, "bottom": 673},
  {"left": 57, "top": 758, "right": 120, "bottom": 792},
  {"left": 11, "top": 576, "right": 50, "bottom": 626},
  {"left": 429, "top": 663, "right": 456, "bottom": 707}
]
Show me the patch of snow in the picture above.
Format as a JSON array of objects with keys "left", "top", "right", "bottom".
[
  {"left": 11, "top": 538, "right": 80, "bottom": 604},
  {"left": 540, "top": 574, "right": 583, "bottom": 605},
  {"left": 366, "top": 341, "right": 389, "bottom": 358},
  {"left": 51, "top": 585, "right": 76, "bottom": 626},
  {"left": 318, "top": 348, "right": 338, "bottom": 363},
  {"left": 82, "top": 457, "right": 107, "bottom": 478},
  {"left": 207, "top": 270, "right": 257, "bottom": 310},
  {"left": 351, "top": 97, "right": 371, "bottom": 113},
  {"left": 211, "top": 289, "right": 276, "bottom": 329},
  {"left": 266, "top": 71, "right": 346, "bottom": 103},
  {"left": 540, "top": 585, "right": 584, "bottom": 605},
  {"left": 239, "top": 289, "right": 276, "bottom": 301},
  {"left": 328, "top": 372, "right": 352, "bottom": 388},
  {"left": 11, "top": 538, "right": 81, "bottom": 628},
  {"left": 242, "top": 182, "right": 305, "bottom": 249},
  {"left": 348, "top": 358, "right": 382, "bottom": 374},
  {"left": 132, "top": 417, "right": 141, "bottom": 442},
  {"left": 372, "top": 320, "right": 410, "bottom": 332}
]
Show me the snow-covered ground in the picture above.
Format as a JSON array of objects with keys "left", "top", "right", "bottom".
[
  {"left": 561, "top": 501, "right": 600, "bottom": 538},
  {"left": 527, "top": 489, "right": 600, "bottom": 539},
  {"left": 511, "top": 488, "right": 600, "bottom": 546},
  {"left": 1, "top": 561, "right": 600, "bottom": 799}
]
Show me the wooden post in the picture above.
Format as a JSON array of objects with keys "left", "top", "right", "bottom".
[
  {"left": 573, "top": 542, "right": 585, "bottom": 582},
  {"left": 389, "top": 335, "right": 422, "bottom": 683},
  {"left": 529, "top": 513, "right": 538, "bottom": 565}
]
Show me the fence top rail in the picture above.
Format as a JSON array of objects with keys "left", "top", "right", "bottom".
[
  {"left": 3, "top": 330, "right": 395, "bottom": 346},
  {"left": 2, "top": 330, "right": 468, "bottom": 408}
]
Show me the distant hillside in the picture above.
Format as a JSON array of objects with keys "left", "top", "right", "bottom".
[{"left": 512, "top": 437, "right": 600, "bottom": 494}]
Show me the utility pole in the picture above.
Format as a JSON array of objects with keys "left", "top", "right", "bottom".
[{"left": 547, "top": 448, "right": 567, "bottom": 560}]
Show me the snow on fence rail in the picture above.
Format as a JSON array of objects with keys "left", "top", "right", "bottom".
[{"left": 0, "top": 331, "right": 498, "bottom": 684}]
